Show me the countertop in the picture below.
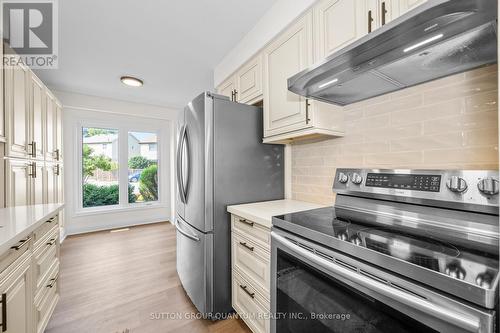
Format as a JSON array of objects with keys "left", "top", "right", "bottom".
[
  {"left": 227, "top": 199, "right": 326, "bottom": 228},
  {"left": 0, "top": 203, "right": 64, "bottom": 254}
]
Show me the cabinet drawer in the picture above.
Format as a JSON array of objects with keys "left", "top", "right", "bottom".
[
  {"left": 0, "top": 236, "right": 31, "bottom": 274},
  {"left": 34, "top": 264, "right": 59, "bottom": 333},
  {"left": 232, "top": 233, "right": 270, "bottom": 297},
  {"left": 33, "top": 215, "right": 58, "bottom": 248},
  {"left": 232, "top": 270, "right": 270, "bottom": 333},
  {"left": 231, "top": 215, "right": 270, "bottom": 250},
  {"left": 33, "top": 229, "right": 58, "bottom": 293}
]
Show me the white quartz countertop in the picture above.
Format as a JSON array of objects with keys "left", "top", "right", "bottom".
[
  {"left": 0, "top": 204, "right": 64, "bottom": 254},
  {"left": 227, "top": 199, "right": 326, "bottom": 228}
]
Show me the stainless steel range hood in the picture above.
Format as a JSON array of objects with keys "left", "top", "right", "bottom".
[{"left": 288, "top": 0, "right": 498, "bottom": 106}]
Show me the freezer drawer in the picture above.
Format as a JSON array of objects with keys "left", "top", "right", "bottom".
[{"left": 175, "top": 216, "right": 213, "bottom": 315}]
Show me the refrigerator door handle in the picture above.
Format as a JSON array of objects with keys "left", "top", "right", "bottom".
[
  {"left": 183, "top": 126, "right": 190, "bottom": 201},
  {"left": 175, "top": 219, "right": 200, "bottom": 242},
  {"left": 177, "top": 124, "right": 187, "bottom": 203}
]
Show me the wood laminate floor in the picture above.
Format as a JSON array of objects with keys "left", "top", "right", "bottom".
[{"left": 45, "top": 222, "right": 252, "bottom": 333}]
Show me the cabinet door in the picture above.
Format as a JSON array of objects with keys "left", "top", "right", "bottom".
[
  {"left": 55, "top": 100, "right": 63, "bottom": 162},
  {"left": 32, "top": 162, "right": 44, "bottom": 205},
  {"left": 263, "top": 11, "right": 314, "bottom": 137},
  {"left": 56, "top": 164, "right": 64, "bottom": 203},
  {"left": 44, "top": 90, "right": 56, "bottom": 161},
  {"left": 5, "top": 159, "right": 32, "bottom": 207},
  {"left": 217, "top": 77, "right": 235, "bottom": 101},
  {"left": 0, "top": 259, "right": 32, "bottom": 333},
  {"left": 5, "top": 62, "right": 30, "bottom": 158},
  {"left": 400, "top": 0, "right": 426, "bottom": 14},
  {"left": 315, "top": 0, "right": 366, "bottom": 59},
  {"left": 30, "top": 73, "right": 45, "bottom": 160},
  {"left": 44, "top": 163, "right": 58, "bottom": 204},
  {"left": 0, "top": 41, "right": 4, "bottom": 142},
  {"left": 236, "top": 55, "right": 262, "bottom": 104}
]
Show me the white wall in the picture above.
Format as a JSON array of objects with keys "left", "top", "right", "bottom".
[
  {"left": 213, "top": 0, "right": 316, "bottom": 87},
  {"left": 55, "top": 90, "right": 179, "bottom": 235}
]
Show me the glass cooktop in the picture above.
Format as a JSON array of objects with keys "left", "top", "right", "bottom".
[{"left": 273, "top": 207, "right": 499, "bottom": 291}]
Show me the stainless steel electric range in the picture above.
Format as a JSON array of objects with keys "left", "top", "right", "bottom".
[{"left": 271, "top": 169, "right": 499, "bottom": 333}]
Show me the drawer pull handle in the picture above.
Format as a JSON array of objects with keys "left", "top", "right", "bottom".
[
  {"left": 10, "top": 237, "right": 31, "bottom": 251},
  {"left": 239, "top": 242, "right": 254, "bottom": 252},
  {"left": 47, "top": 274, "right": 59, "bottom": 288},
  {"left": 238, "top": 219, "right": 254, "bottom": 227},
  {"left": 0, "top": 293, "right": 6, "bottom": 332},
  {"left": 46, "top": 217, "right": 56, "bottom": 223},
  {"left": 46, "top": 238, "right": 56, "bottom": 246},
  {"left": 239, "top": 285, "right": 255, "bottom": 299}
]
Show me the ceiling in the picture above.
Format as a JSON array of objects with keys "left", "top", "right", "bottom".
[{"left": 34, "top": 0, "right": 277, "bottom": 109}]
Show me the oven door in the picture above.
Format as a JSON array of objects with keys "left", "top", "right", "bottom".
[{"left": 271, "top": 230, "right": 495, "bottom": 333}]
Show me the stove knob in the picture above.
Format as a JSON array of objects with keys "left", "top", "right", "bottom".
[
  {"left": 446, "top": 176, "right": 468, "bottom": 193},
  {"left": 477, "top": 177, "right": 499, "bottom": 196},
  {"left": 350, "top": 235, "right": 362, "bottom": 246},
  {"left": 351, "top": 173, "right": 363, "bottom": 185},
  {"left": 338, "top": 172, "right": 349, "bottom": 184},
  {"left": 475, "top": 273, "right": 493, "bottom": 289},
  {"left": 337, "top": 232, "right": 348, "bottom": 241},
  {"left": 445, "top": 264, "right": 466, "bottom": 280}
]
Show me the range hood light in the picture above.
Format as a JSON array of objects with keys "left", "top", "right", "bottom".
[
  {"left": 403, "top": 34, "right": 444, "bottom": 53},
  {"left": 318, "top": 78, "right": 339, "bottom": 89}
]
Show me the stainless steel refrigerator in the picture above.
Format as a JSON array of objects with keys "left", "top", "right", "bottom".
[{"left": 175, "top": 92, "right": 284, "bottom": 317}]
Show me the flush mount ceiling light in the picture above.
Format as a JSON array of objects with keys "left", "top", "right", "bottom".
[{"left": 120, "top": 76, "right": 144, "bottom": 87}]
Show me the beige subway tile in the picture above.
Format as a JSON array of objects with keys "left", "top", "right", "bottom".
[
  {"left": 293, "top": 157, "right": 324, "bottom": 167},
  {"left": 363, "top": 123, "right": 422, "bottom": 141},
  {"left": 464, "top": 64, "right": 497, "bottom": 79},
  {"left": 423, "top": 111, "right": 498, "bottom": 135},
  {"left": 292, "top": 192, "right": 334, "bottom": 205},
  {"left": 415, "top": 72, "right": 465, "bottom": 91},
  {"left": 392, "top": 99, "right": 465, "bottom": 126},
  {"left": 424, "top": 72, "right": 497, "bottom": 104},
  {"left": 391, "top": 132, "right": 464, "bottom": 152},
  {"left": 340, "top": 141, "right": 390, "bottom": 155},
  {"left": 345, "top": 108, "right": 365, "bottom": 121},
  {"left": 364, "top": 93, "right": 423, "bottom": 117},
  {"left": 464, "top": 127, "right": 499, "bottom": 147},
  {"left": 329, "top": 155, "right": 364, "bottom": 167},
  {"left": 424, "top": 146, "right": 499, "bottom": 164},
  {"left": 344, "top": 94, "right": 390, "bottom": 110},
  {"left": 465, "top": 91, "right": 498, "bottom": 113},
  {"left": 345, "top": 114, "right": 390, "bottom": 133},
  {"left": 365, "top": 152, "right": 423, "bottom": 166}
]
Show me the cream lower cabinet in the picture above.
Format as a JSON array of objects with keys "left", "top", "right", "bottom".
[
  {"left": 231, "top": 214, "right": 270, "bottom": 333},
  {"left": 0, "top": 215, "right": 60, "bottom": 333},
  {"left": 5, "top": 159, "right": 46, "bottom": 207}
]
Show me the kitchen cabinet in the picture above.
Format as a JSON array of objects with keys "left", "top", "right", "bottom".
[
  {"left": 5, "top": 159, "right": 32, "bottom": 207},
  {"left": 44, "top": 163, "right": 58, "bottom": 204},
  {"left": 32, "top": 162, "right": 44, "bottom": 205},
  {"left": 400, "top": 0, "right": 427, "bottom": 14},
  {"left": 55, "top": 101, "right": 63, "bottom": 162},
  {"left": 0, "top": 40, "right": 5, "bottom": 142},
  {"left": 29, "top": 74, "right": 45, "bottom": 160},
  {"left": 314, "top": 0, "right": 366, "bottom": 59},
  {"left": 0, "top": 253, "right": 33, "bottom": 333},
  {"left": 235, "top": 55, "right": 263, "bottom": 104},
  {"left": 5, "top": 61, "right": 30, "bottom": 159},
  {"left": 44, "top": 90, "right": 57, "bottom": 162},
  {"left": 262, "top": 11, "right": 344, "bottom": 143},
  {"left": 217, "top": 76, "right": 236, "bottom": 101}
]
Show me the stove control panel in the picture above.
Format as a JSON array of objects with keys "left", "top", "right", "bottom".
[{"left": 365, "top": 173, "right": 441, "bottom": 192}]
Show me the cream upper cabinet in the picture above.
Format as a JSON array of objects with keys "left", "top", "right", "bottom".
[
  {"left": 44, "top": 90, "right": 56, "bottom": 162},
  {"left": 217, "top": 77, "right": 236, "bottom": 101},
  {"left": 5, "top": 61, "right": 30, "bottom": 159},
  {"left": 400, "top": 0, "right": 427, "bottom": 14},
  {"left": 55, "top": 101, "right": 63, "bottom": 162},
  {"left": 0, "top": 41, "right": 5, "bottom": 142},
  {"left": 314, "top": 0, "right": 366, "bottom": 60},
  {"left": 235, "top": 54, "right": 263, "bottom": 104},
  {"left": 32, "top": 162, "right": 44, "bottom": 205},
  {"left": 5, "top": 159, "right": 31, "bottom": 207},
  {"left": 44, "top": 163, "right": 58, "bottom": 204},
  {"left": 263, "top": 11, "right": 314, "bottom": 138},
  {"left": 0, "top": 257, "right": 32, "bottom": 333},
  {"left": 29, "top": 73, "right": 45, "bottom": 160}
]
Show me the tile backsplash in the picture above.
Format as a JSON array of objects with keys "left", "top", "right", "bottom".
[{"left": 292, "top": 65, "right": 499, "bottom": 205}]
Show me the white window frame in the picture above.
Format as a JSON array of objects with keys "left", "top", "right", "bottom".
[{"left": 74, "top": 116, "right": 169, "bottom": 216}]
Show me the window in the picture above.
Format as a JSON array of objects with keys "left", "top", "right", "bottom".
[
  {"left": 82, "top": 127, "right": 119, "bottom": 208},
  {"left": 129, "top": 132, "right": 158, "bottom": 203}
]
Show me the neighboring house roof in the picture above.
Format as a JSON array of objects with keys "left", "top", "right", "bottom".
[
  {"left": 83, "top": 134, "right": 117, "bottom": 144},
  {"left": 139, "top": 134, "right": 157, "bottom": 144}
]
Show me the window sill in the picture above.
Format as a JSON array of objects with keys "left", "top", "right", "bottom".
[{"left": 73, "top": 202, "right": 168, "bottom": 218}]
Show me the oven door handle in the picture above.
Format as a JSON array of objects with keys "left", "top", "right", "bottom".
[{"left": 273, "top": 233, "right": 482, "bottom": 333}]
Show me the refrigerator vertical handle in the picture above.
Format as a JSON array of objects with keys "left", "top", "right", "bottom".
[
  {"left": 183, "top": 126, "right": 190, "bottom": 202},
  {"left": 176, "top": 124, "right": 187, "bottom": 204}
]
